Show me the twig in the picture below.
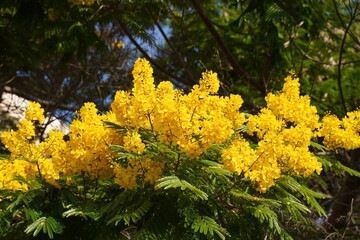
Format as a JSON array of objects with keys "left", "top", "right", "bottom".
[
  {"left": 175, "top": 153, "right": 181, "bottom": 172},
  {"left": 116, "top": 18, "right": 183, "bottom": 83},
  {"left": 148, "top": 9, "right": 196, "bottom": 86},
  {"left": 333, "top": 0, "right": 359, "bottom": 114},
  {"left": 3, "top": 86, "right": 78, "bottom": 112}
]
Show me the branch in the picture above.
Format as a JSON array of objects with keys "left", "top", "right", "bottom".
[
  {"left": 333, "top": 0, "right": 360, "bottom": 47},
  {"left": 117, "top": 19, "right": 183, "bottom": 83},
  {"left": 289, "top": 34, "right": 360, "bottom": 66},
  {"left": 333, "top": 0, "right": 359, "bottom": 114},
  {"left": 3, "top": 86, "right": 78, "bottom": 112},
  {"left": 148, "top": 9, "right": 196, "bottom": 86},
  {"left": 189, "top": 0, "right": 265, "bottom": 95}
]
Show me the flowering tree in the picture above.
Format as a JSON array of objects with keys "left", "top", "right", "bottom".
[{"left": 0, "top": 59, "right": 359, "bottom": 239}]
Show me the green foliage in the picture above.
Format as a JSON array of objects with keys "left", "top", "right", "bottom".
[
  {"left": 24, "top": 216, "right": 62, "bottom": 239},
  {"left": 190, "top": 216, "right": 228, "bottom": 240},
  {"left": 156, "top": 176, "right": 208, "bottom": 200},
  {"left": 0, "top": 136, "right": 352, "bottom": 239},
  {"left": 318, "top": 156, "right": 360, "bottom": 178}
]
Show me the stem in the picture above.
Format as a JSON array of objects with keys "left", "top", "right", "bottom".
[
  {"left": 175, "top": 153, "right": 181, "bottom": 172},
  {"left": 337, "top": 27, "right": 349, "bottom": 115},
  {"left": 249, "top": 151, "right": 265, "bottom": 170},
  {"left": 36, "top": 161, "right": 43, "bottom": 179},
  {"left": 333, "top": 0, "right": 360, "bottom": 46},
  {"left": 147, "top": 112, "right": 155, "bottom": 135},
  {"left": 82, "top": 171, "right": 87, "bottom": 200}
]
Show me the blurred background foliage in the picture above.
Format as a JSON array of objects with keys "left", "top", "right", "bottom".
[
  {"left": 0, "top": 0, "right": 360, "bottom": 239},
  {"left": 1, "top": 0, "right": 359, "bottom": 118}
]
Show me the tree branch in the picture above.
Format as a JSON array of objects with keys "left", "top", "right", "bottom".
[
  {"left": 3, "top": 86, "right": 78, "bottom": 112},
  {"left": 333, "top": 0, "right": 360, "bottom": 47},
  {"left": 333, "top": 0, "right": 359, "bottom": 114},
  {"left": 189, "top": 0, "right": 265, "bottom": 95},
  {"left": 148, "top": 9, "right": 196, "bottom": 86},
  {"left": 116, "top": 18, "right": 183, "bottom": 83}
]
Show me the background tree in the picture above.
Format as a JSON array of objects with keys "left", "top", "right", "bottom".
[{"left": 1, "top": 0, "right": 359, "bottom": 238}]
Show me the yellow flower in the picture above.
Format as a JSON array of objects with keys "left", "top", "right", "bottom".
[
  {"left": 25, "top": 102, "right": 45, "bottom": 124},
  {"left": 123, "top": 131, "right": 145, "bottom": 155},
  {"left": 1, "top": 63, "right": 339, "bottom": 193},
  {"left": 111, "top": 40, "right": 125, "bottom": 49},
  {"left": 223, "top": 73, "right": 323, "bottom": 192},
  {"left": 318, "top": 109, "right": 360, "bottom": 150},
  {"left": 111, "top": 58, "right": 245, "bottom": 158}
]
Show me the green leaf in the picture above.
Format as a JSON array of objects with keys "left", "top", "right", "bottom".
[
  {"left": 109, "top": 145, "right": 125, "bottom": 152},
  {"left": 239, "top": 124, "right": 249, "bottom": 132},
  {"left": 310, "top": 141, "right": 327, "bottom": 152},
  {"left": 250, "top": 205, "right": 284, "bottom": 236},
  {"left": 25, "top": 216, "right": 62, "bottom": 239},
  {"left": 108, "top": 198, "right": 153, "bottom": 226},
  {"left": 198, "top": 160, "right": 232, "bottom": 177},
  {"left": 190, "top": 216, "right": 227, "bottom": 240},
  {"left": 98, "top": 190, "right": 137, "bottom": 217},
  {"left": 24, "top": 216, "right": 46, "bottom": 236},
  {"left": 24, "top": 208, "right": 40, "bottom": 222},
  {"left": 103, "top": 121, "right": 127, "bottom": 134},
  {"left": 156, "top": 176, "right": 208, "bottom": 200},
  {"left": 230, "top": 189, "right": 282, "bottom": 208},
  {"left": 6, "top": 192, "right": 34, "bottom": 211},
  {"left": 317, "top": 156, "right": 360, "bottom": 177},
  {"left": 0, "top": 154, "right": 11, "bottom": 160}
]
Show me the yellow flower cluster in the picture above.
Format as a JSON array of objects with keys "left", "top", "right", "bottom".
[
  {"left": 265, "top": 73, "right": 319, "bottom": 130},
  {"left": 24, "top": 102, "right": 45, "bottom": 125},
  {"left": 123, "top": 131, "right": 145, "bottom": 155},
  {"left": 1, "top": 102, "right": 123, "bottom": 191},
  {"left": 1, "top": 61, "right": 358, "bottom": 193},
  {"left": 111, "top": 58, "right": 245, "bottom": 158},
  {"left": 114, "top": 158, "right": 165, "bottom": 189},
  {"left": 68, "top": 0, "right": 95, "bottom": 6},
  {"left": 318, "top": 109, "right": 360, "bottom": 150},
  {"left": 54, "top": 103, "right": 123, "bottom": 179},
  {"left": 0, "top": 160, "right": 35, "bottom": 191},
  {"left": 222, "top": 73, "right": 322, "bottom": 192},
  {"left": 111, "top": 40, "right": 125, "bottom": 49},
  {"left": 1, "top": 103, "right": 59, "bottom": 190}
]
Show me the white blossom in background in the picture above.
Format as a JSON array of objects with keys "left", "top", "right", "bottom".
[{"left": 0, "top": 93, "right": 69, "bottom": 135}]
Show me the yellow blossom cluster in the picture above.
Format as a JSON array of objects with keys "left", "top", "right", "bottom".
[
  {"left": 24, "top": 102, "right": 45, "bottom": 125},
  {"left": 1, "top": 102, "right": 123, "bottom": 191},
  {"left": 114, "top": 158, "right": 165, "bottom": 189},
  {"left": 222, "top": 73, "right": 322, "bottom": 192},
  {"left": 53, "top": 103, "right": 124, "bottom": 179},
  {"left": 0, "top": 159, "right": 36, "bottom": 191},
  {"left": 1, "top": 103, "right": 59, "bottom": 189},
  {"left": 111, "top": 58, "right": 245, "bottom": 158},
  {"left": 110, "top": 40, "right": 125, "bottom": 49},
  {"left": 1, "top": 60, "right": 359, "bottom": 193},
  {"left": 68, "top": 0, "right": 96, "bottom": 6},
  {"left": 318, "top": 109, "right": 360, "bottom": 150},
  {"left": 123, "top": 131, "right": 145, "bottom": 155}
]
